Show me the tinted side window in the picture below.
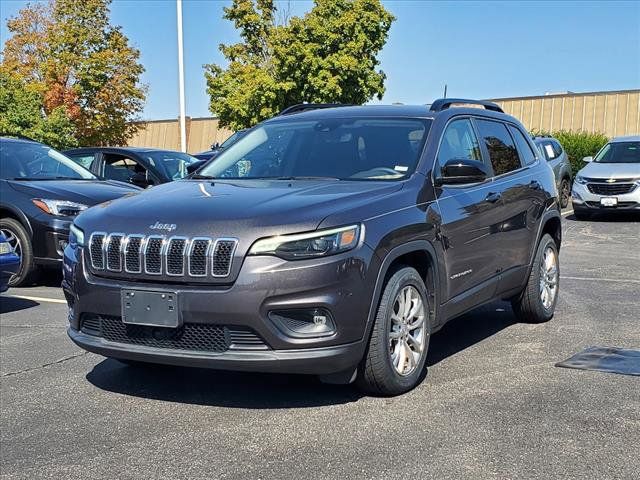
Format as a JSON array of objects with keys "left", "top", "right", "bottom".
[
  {"left": 540, "top": 141, "right": 557, "bottom": 160},
  {"left": 475, "top": 119, "right": 521, "bottom": 175},
  {"left": 508, "top": 126, "right": 536, "bottom": 166},
  {"left": 68, "top": 154, "right": 95, "bottom": 169},
  {"left": 103, "top": 154, "right": 147, "bottom": 183},
  {"left": 437, "top": 119, "right": 482, "bottom": 170},
  {"left": 551, "top": 140, "right": 563, "bottom": 157}
]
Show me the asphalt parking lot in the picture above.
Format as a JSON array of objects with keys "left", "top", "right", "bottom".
[{"left": 1, "top": 212, "right": 639, "bottom": 480}]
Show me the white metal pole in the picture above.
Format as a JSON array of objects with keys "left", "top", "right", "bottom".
[{"left": 177, "top": 0, "right": 187, "bottom": 152}]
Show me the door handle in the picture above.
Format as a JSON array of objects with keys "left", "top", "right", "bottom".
[{"left": 485, "top": 192, "right": 502, "bottom": 203}]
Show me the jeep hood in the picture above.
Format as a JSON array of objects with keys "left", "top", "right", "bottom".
[{"left": 76, "top": 179, "right": 403, "bottom": 238}]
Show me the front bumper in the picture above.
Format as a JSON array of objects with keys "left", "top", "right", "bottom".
[
  {"left": 67, "top": 327, "right": 364, "bottom": 374},
  {"left": 63, "top": 243, "right": 378, "bottom": 375},
  {"left": 31, "top": 213, "right": 72, "bottom": 265},
  {"left": 571, "top": 181, "right": 640, "bottom": 212}
]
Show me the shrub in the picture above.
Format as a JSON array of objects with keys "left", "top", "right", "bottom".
[{"left": 533, "top": 129, "right": 609, "bottom": 176}]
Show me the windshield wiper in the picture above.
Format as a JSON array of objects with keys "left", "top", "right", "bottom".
[
  {"left": 12, "top": 176, "right": 91, "bottom": 181},
  {"left": 190, "top": 174, "right": 217, "bottom": 180},
  {"left": 252, "top": 176, "right": 340, "bottom": 181}
]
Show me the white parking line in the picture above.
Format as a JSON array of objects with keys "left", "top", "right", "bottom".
[
  {"left": 3, "top": 294, "right": 67, "bottom": 304},
  {"left": 561, "top": 276, "right": 640, "bottom": 284},
  {"left": 561, "top": 209, "right": 574, "bottom": 216}
]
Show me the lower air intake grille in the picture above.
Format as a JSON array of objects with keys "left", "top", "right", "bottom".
[{"left": 81, "top": 315, "right": 268, "bottom": 352}]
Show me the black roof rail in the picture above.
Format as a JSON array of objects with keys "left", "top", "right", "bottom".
[
  {"left": 278, "top": 103, "right": 352, "bottom": 116},
  {"left": 429, "top": 98, "right": 504, "bottom": 113},
  {"left": 0, "top": 133, "right": 39, "bottom": 142}
]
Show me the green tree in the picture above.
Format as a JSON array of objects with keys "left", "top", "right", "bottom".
[
  {"left": 205, "top": 0, "right": 395, "bottom": 130},
  {"left": 1, "top": 0, "right": 146, "bottom": 147}
]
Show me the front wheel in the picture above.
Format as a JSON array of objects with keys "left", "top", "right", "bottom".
[
  {"left": 357, "top": 266, "right": 431, "bottom": 396},
  {"left": 511, "top": 234, "right": 559, "bottom": 323},
  {"left": 0, "top": 218, "right": 38, "bottom": 287}
]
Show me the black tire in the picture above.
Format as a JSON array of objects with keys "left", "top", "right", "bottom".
[
  {"left": 0, "top": 218, "right": 38, "bottom": 287},
  {"left": 511, "top": 234, "right": 559, "bottom": 323},
  {"left": 357, "top": 266, "right": 432, "bottom": 396},
  {"left": 559, "top": 178, "right": 570, "bottom": 209}
]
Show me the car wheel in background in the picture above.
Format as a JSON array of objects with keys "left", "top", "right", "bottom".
[
  {"left": 0, "top": 218, "right": 38, "bottom": 287},
  {"left": 511, "top": 234, "right": 559, "bottom": 323},
  {"left": 357, "top": 266, "right": 431, "bottom": 396},
  {"left": 559, "top": 178, "right": 571, "bottom": 208}
]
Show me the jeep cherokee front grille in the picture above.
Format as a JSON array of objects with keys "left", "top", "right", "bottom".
[{"left": 88, "top": 233, "right": 237, "bottom": 279}]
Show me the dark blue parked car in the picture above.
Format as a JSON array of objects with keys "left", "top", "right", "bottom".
[{"left": 0, "top": 233, "right": 20, "bottom": 292}]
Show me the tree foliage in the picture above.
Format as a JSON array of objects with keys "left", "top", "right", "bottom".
[
  {"left": 205, "top": 0, "right": 395, "bottom": 130},
  {"left": 1, "top": 0, "right": 146, "bottom": 148}
]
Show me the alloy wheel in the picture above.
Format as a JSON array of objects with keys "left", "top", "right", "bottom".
[
  {"left": 539, "top": 246, "right": 558, "bottom": 309},
  {"left": 388, "top": 285, "right": 427, "bottom": 376},
  {"left": 0, "top": 227, "right": 22, "bottom": 283}
]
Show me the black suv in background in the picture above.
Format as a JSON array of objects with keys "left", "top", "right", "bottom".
[
  {"left": 65, "top": 99, "right": 561, "bottom": 395},
  {"left": 0, "top": 137, "right": 140, "bottom": 286},
  {"left": 64, "top": 147, "right": 199, "bottom": 188}
]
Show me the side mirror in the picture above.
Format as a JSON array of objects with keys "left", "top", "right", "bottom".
[
  {"left": 130, "top": 171, "right": 151, "bottom": 188},
  {"left": 582, "top": 156, "right": 593, "bottom": 163},
  {"left": 436, "top": 158, "right": 488, "bottom": 185}
]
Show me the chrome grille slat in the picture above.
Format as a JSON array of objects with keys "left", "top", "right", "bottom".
[
  {"left": 166, "top": 237, "right": 188, "bottom": 276},
  {"left": 89, "top": 232, "right": 106, "bottom": 270},
  {"left": 124, "top": 235, "right": 144, "bottom": 273},
  {"left": 106, "top": 234, "right": 124, "bottom": 272},
  {"left": 212, "top": 239, "right": 238, "bottom": 277},
  {"left": 87, "top": 233, "right": 236, "bottom": 279}
]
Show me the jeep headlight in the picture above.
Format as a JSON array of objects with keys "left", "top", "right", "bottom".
[
  {"left": 575, "top": 175, "right": 588, "bottom": 185},
  {"left": 249, "top": 225, "right": 362, "bottom": 260},
  {"left": 69, "top": 224, "right": 85, "bottom": 248}
]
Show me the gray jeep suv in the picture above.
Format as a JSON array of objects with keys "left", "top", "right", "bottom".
[{"left": 64, "top": 99, "right": 562, "bottom": 395}]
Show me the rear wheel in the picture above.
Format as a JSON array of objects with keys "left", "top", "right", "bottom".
[
  {"left": 357, "top": 266, "right": 431, "bottom": 396},
  {"left": 0, "top": 218, "right": 38, "bottom": 287},
  {"left": 511, "top": 234, "right": 559, "bottom": 323},
  {"left": 559, "top": 178, "right": 571, "bottom": 208}
]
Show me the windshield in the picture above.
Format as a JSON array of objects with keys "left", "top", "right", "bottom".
[
  {"left": 144, "top": 151, "right": 198, "bottom": 180},
  {"left": 199, "top": 118, "right": 431, "bottom": 181},
  {"left": 219, "top": 130, "right": 246, "bottom": 149},
  {"left": 0, "top": 139, "right": 97, "bottom": 180},
  {"left": 594, "top": 141, "right": 640, "bottom": 164}
]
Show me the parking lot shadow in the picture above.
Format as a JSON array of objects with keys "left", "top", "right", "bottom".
[
  {"left": 566, "top": 212, "right": 640, "bottom": 222},
  {"left": 86, "top": 301, "right": 517, "bottom": 407},
  {"left": 426, "top": 301, "right": 517, "bottom": 367},
  {"left": 0, "top": 296, "right": 39, "bottom": 314},
  {"left": 86, "top": 359, "right": 363, "bottom": 408}
]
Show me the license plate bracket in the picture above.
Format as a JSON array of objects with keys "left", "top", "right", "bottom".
[
  {"left": 121, "top": 289, "right": 180, "bottom": 328},
  {"left": 600, "top": 197, "right": 618, "bottom": 207}
]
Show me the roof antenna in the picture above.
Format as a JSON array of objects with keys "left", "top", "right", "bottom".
[{"left": 443, "top": 84, "right": 448, "bottom": 98}]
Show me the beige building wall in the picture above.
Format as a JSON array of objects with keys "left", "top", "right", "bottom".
[
  {"left": 490, "top": 89, "right": 640, "bottom": 137},
  {"left": 127, "top": 117, "right": 234, "bottom": 153},
  {"left": 127, "top": 89, "right": 640, "bottom": 152}
]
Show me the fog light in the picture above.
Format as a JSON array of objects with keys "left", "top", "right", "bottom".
[{"left": 269, "top": 308, "right": 336, "bottom": 338}]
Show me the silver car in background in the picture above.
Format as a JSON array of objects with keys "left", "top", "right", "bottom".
[
  {"left": 571, "top": 135, "right": 640, "bottom": 219},
  {"left": 534, "top": 136, "right": 573, "bottom": 208}
]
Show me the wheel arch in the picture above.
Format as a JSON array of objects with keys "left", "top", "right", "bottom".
[
  {"left": 0, "top": 204, "right": 33, "bottom": 237},
  {"left": 364, "top": 241, "right": 440, "bottom": 342}
]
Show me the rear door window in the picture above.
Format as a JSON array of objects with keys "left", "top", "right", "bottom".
[
  {"left": 102, "top": 154, "right": 150, "bottom": 183},
  {"left": 508, "top": 126, "right": 537, "bottom": 165},
  {"left": 475, "top": 119, "right": 522, "bottom": 176}
]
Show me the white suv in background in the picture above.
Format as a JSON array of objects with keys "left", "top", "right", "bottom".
[{"left": 572, "top": 136, "right": 640, "bottom": 219}]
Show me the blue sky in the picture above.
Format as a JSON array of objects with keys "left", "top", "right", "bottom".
[{"left": 1, "top": 0, "right": 639, "bottom": 120}]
